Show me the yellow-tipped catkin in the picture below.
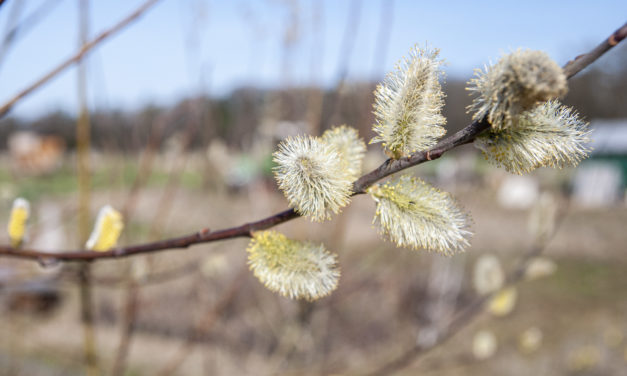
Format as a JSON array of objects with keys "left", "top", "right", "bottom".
[
  {"left": 367, "top": 175, "right": 472, "bottom": 255},
  {"left": 474, "top": 100, "right": 591, "bottom": 174},
  {"left": 8, "top": 197, "right": 30, "bottom": 248},
  {"left": 321, "top": 125, "right": 366, "bottom": 180},
  {"left": 488, "top": 287, "right": 517, "bottom": 317},
  {"left": 371, "top": 45, "right": 446, "bottom": 159},
  {"left": 246, "top": 231, "right": 340, "bottom": 300},
  {"left": 85, "top": 205, "right": 124, "bottom": 251},
  {"left": 468, "top": 49, "right": 567, "bottom": 130},
  {"left": 273, "top": 135, "right": 353, "bottom": 221}
]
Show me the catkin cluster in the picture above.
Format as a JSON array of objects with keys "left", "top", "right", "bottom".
[
  {"left": 468, "top": 49, "right": 567, "bottom": 130},
  {"left": 3, "top": 44, "right": 593, "bottom": 303},
  {"left": 468, "top": 50, "right": 589, "bottom": 174},
  {"left": 252, "top": 45, "right": 589, "bottom": 300},
  {"left": 474, "top": 100, "right": 590, "bottom": 174}
]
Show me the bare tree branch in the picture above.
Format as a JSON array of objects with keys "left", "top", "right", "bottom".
[
  {"left": 0, "top": 22, "right": 624, "bottom": 263},
  {"left": 0, "top": 0, "right": 162, "bottom": 118},
  {"left": 562, "top": 22, "right": 627, "bottom": 79}
]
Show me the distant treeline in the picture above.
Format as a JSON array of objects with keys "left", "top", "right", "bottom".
[{"left": 1, "top": 44, "right": 625, "bottom": 152}]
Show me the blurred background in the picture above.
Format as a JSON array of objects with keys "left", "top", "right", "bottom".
[{"left": 0, "top": 0, "right": 626, "bottom": 375}]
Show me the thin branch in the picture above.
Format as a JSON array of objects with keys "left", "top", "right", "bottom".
[
  {"left": 0, "top": 0, "right": 162, "bottom": 118},
  {"left": 321, "top": 0, "right": 362, "bottom": 129},
  {"left": 0, "top": 22, "right": 624, "bottom": 262},
  {"left": 110, "top": 98, "right": 204, "bottom": 376},
  {"left": 156, "top": 266, "right": 248, "bottom": 376},
  {"left": 0, "top": 0, "right": 61, "bottom": 70},
  {"left": 562, "top": 22, "right": 627, "bottom": 79},
  {"left": 110, "top": 280, "right": 139, "bottom": 376},
  {"left": 76, "top": 1, "right": 99, "bottom": 374},
  {"left": 93, "top": 260, "right": 199, "bottom": 287},
  {"left": 371, "top": 0, "right": 394, "bottom": 77}
]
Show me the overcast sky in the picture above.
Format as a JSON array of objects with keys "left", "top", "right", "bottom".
[{"left": 0, "top": 0, "right": 625, "bottom": 118}]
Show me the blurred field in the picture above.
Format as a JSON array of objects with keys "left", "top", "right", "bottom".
[{"left": 1, "top": 153, "right": 626, "bottom": 376}]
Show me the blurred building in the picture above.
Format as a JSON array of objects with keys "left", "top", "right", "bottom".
[{"left": 572, "top": 119, "right": 627, "bottom": 206}]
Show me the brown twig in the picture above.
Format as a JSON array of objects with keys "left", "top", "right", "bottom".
[
  {"left": 156, "top": 266, "right": 248, "bottom": 376},
  {"left": 110, "top": 94, "right": 204, "bottom": 376},
  {"left": 323, "top": 0, "right": 362, "bottom": 129},
  {"left": 94, "top": 260, "right": 199, "bottom": 287},
  {"left": 76, "top": 1, "right": 99, "bottom": 374},
  {"left": 0, "top": 0, "right": 60, "bottom": 70},
  {"left": 562, "top": 22, "right": 627, "bottom": 79},
  {"left": 0, "top": 22, "right": 624, "bottom": 263},
  {"left": 0, "top": 0, "right": 163, "bottom": 118},
  {"left": 78, "top": 263, "right": 99, "bottom": 376},
  {"left": 110, "top": 280, "right": 139, "bottom": 376}
]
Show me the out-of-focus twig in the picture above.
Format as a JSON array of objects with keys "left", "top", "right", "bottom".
[
  {"left": 78, "top": 263, "right": 99, "bottom": 376},
  {"left": 0, "top": 0, "right": 24, "bottom": 69},
  {"left": 0, "top": 0, "right": 163, "bottom": 118},
  {"left": 75, "top": 1, "right": 99, "bottom": 375},
  {"left": 365, "top": 204, "right": 572, "bottom": 376},
  {"left": 0, "top": 22, "right": 624, "bottom": 262},
  {"left": 110, "top": 279, "right": 139, "bottom": 376},
  {"left": 305, "top": 0, "right": 324, "bottom": 136},
  {"left": 94, "top": 260, "right": 199, "bottom": 287},
  {"left": 0, "top": 0, "right": 61, "bottom": 71},
  {"left": 562, "top": 22, "right": 627, "bottom": 79},
  {"left": 371, "top": 0, "right": 394, "bottom": 77},
  {"left": 156, "top": 266, "right": 248, "bottom": 376},
  {"left": 322, "top": 0, "right": 362, "bottom": 128},
  {"left": 111, "top": 97, "right": 205, "bottom": 376}
]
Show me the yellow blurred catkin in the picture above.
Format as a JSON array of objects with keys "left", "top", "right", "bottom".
[
  {"left": 85, "top": 205, "right": 123, "bottom": 251},
  {"left": 8, "top": 197, "right": 30, "bottom": 248},
  {"left": 488, "top": 287, "right": 517, "bottom": 317}
]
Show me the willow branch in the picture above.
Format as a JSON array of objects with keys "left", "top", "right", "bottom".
[
  {"left": 0, "top": 22, "right": 624, "bottom": 262},
  {"left": 0, "top": 0, "right": 162, "bottom": 118},
  {"left": 562, "top": 22, "right": 627, "bottom": 79}
]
